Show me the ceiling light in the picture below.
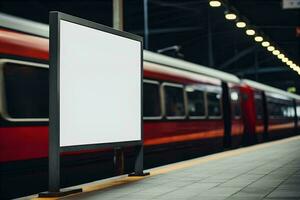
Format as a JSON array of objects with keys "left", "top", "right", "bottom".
[
  {"left": 267, "top": 46, "right": 275, "bottom": 51},
  {"left": 272, "top": 50, "right": 280, "bottom": 55},
  {"left": 291, "top": 64, "right": 296, "bottom": 69},
  {"left": 287, "top": 61, "right": 293, "bottom": 66},
  {"left": 262, "top": 41, "right": 270, "bottom": 47},
  {"left": 225, "top": 12, "right": 237, "bottom": 20},
  {"left": 209, "top": 0, "right": 221, "bottom": 7},
  {"left": 236, "top": 21, "right": 246, "bottom": 28},
  {"left": 277, "top": 54, "right": 284, "bottom": 59},
  {"left": 246, "top": 29, "right": 255, "bottom": 35},
  {"left": 282, "top": 57, "right": 288, "bottom": 63},
  {"left": 254, "top": 36, "right": 263, "bottom": 42}
]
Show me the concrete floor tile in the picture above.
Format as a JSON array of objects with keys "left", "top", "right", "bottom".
[{"left": 267, "top": 189, "right": 300, "bottom": 198}]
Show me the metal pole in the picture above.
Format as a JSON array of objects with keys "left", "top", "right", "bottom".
[
  {"left": 113, "top": 0, "right": 123, "bottom": 30},
  {"left": 255, "top": 49, "right": 259, "bottom": 81},
  {"left": 144, "top": 0, "right": 149, "bottom": 49},
  {"left": 207, "top": 8, "right": 214, "bottom": 67}
]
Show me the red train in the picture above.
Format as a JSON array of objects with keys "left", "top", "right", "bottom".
[{"left": 0, "top": 13, "right": 300, "bottom": 198}]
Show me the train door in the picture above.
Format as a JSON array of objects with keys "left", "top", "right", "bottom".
[
  {"left": 254, "top": 91, "right": 266, "bottom": 142},
  {"left": 230, "top": 88, "right": 243, "bottom": 147},
  {"left": 221, "top": 82, "right": 231, "bottom": 148}
]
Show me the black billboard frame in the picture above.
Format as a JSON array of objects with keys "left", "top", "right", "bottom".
[{"left": 39, "top": 11, "right": 147, "bottom": 197}]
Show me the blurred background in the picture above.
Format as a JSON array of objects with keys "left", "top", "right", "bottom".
[{"left": 1, "top": 0, "right": 299, "bottom": 90}]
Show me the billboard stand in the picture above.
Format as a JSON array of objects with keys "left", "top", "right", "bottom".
[
  {"left": 39, "top": 11, "right": 147, "bottom": 197},
  {"left": 129, "top": 145, "right": 150, "bottom": 176}
]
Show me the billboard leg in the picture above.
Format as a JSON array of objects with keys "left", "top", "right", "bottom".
[
  {"left": 38, "top": 154, "right": 82, "bottom": 197},
  {"left": 38, "top": 153, "right": 82, "bottom": 197},
  {"left": 114, "top": 147, "right": 125, "bottom": 175},
  {"left": 129, "top": 145, "right": 150, "bottom": 176}
]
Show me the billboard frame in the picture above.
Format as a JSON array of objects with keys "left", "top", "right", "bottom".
[{"left": 39, "top": 11, "right": 146, "bottom": 197}]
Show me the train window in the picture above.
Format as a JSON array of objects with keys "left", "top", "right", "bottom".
[
  {"left": 267, "top": 99, "right": 295, "bottom": 118},
  {"left": 255, "top": 93, "right": 263, "bottom": 119},
  {"left": 297, "top": 105, "right": 300, "bottom": 117},
  {"left": 163, "top": 83, "right": 185, "bottom": 119},
  {"left": 207, "top": 92, "right": 222, "bottom": 118},
  {"left": 3, "top": 62, "right": 49, "bottom": 119},
  {"left": 186, "top": 87, "right": 205, "bottom": 118},
  {"left": 143, "top": 80, "right": 161, "bottom": 119},
  {"left": 282, "top": 104, "right": 295, "bottom": 118},
  {"left": 231, "top": 90, "right": 241, "bottom": 118}
]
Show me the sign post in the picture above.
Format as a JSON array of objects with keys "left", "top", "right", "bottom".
[{"left": 39, "top": 11, "right": 147, "bottom": 197}]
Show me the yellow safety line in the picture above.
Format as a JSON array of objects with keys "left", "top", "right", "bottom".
[{"left": 32, "top": 135, "right": 300, "bottom": 200}]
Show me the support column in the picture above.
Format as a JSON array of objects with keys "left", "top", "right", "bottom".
[
  {"left": 144, "top": 0, "right": 149, "bottom": 49},
  {"left": 113, "top": 0, "right": 123, "bottom": 30},
  {"left": 207, "top": 8, "right": 214, "bottom": 67}
]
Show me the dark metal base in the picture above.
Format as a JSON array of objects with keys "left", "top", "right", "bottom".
[
  {"left": 128, "top": 171, "right": 150, "bottom": 177},
  {"left": 38, "top": 188, "right": 82, "bottom": 197}
]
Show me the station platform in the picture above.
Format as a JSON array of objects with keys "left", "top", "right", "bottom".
[{"left": 25, "top": 135, "right": 300, "bottom": 200}]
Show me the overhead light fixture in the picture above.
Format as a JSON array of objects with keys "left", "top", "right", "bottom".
[
  {"left": 287, "top": 61, "right": 293, "bottom": 66},
  {"left": 209, "top": 0, "right": 221, "bottom": 7},
  {"left": 225, "top": 11, "right": 237, "bottom": 20},
  {"left": 277, "top": 54, "right": 284, "bottom": 59},
  {"left": 262, "top": 41, "right": 270, "bottom": 47},
  {"left": 282, "top": 57, "right": 288, "bottom": 63},
  {"left": 291, "top": 64, "right": 296, "bottom": 69},
  {"left": 254, "top": 36, "right": 263, "bottom": 42},
  {"left": 272, "top": 50, "right": 280, "bottom": 55},
  {"left": 236, "top": 21, "right": 246, "bottom": 28},
  {"left": 267, "top": 46, "right": 275, "bottom": 51},
  {"left": 246, "top": 29, "right": 255, "bottom": 35}
]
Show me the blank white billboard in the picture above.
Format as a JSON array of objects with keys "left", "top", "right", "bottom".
[{"left": 59, "top": 20, "right": 142, "bottom": 147}]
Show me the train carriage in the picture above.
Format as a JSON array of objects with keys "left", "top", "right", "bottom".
[{"left": 242, "top": 79, "right": 300, "bottom": 142}]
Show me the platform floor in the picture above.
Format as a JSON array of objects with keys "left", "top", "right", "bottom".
[{"left": 30, "top": 136, "right": 300, "bottom": 200}]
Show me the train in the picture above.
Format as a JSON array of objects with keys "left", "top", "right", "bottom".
[{"left": 0, "top": 12, "right": 300, "bottom": 199}]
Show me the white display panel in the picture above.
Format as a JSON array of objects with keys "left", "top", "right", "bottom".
[{"left": 59, "top": 20, "right": 141, "bottom": 147}]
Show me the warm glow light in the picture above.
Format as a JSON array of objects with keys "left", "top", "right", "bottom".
[
  {"left": 254, "top": 36, "right": 263, "bottom": 42},
  {"left": 282, "top": 57, "right": 288, "bottom": 63},
  {"left": 236, "top": 21, "right": 246, "bottom": 28},
  {"left": 287, "top": 61, "right": 293, "bottom": 66},
  {"left": 225, "top": 13, "right": 237, "bottom": 20},
  {"left": 209, "top": 0, "right": 221, "bottom": 7},
  {"left": 291, "top": 64, "right": 296, "bottom": 69},
  {"left": 262, "top": 41, "right": 270, "bottom": 47},
  {"left": 277, "top": 54, "right": 284, "bottom": 59},
  {"left": 272, "top": 50, "right": 280, "bottom": 55},
  {"left": 246, "top": 29, "right": 255, "bottom": 35},
  {"left": 267, "top": 46, "right": 275, "bottom": 51}
]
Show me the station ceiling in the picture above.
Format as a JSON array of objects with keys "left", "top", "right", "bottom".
[{"left": 1, "top": 0, "right": 299, "bottom": 92}]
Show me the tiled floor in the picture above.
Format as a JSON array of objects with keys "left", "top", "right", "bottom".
[{"left": 37, "top": 136, "right": 300, "bottom": 200}]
